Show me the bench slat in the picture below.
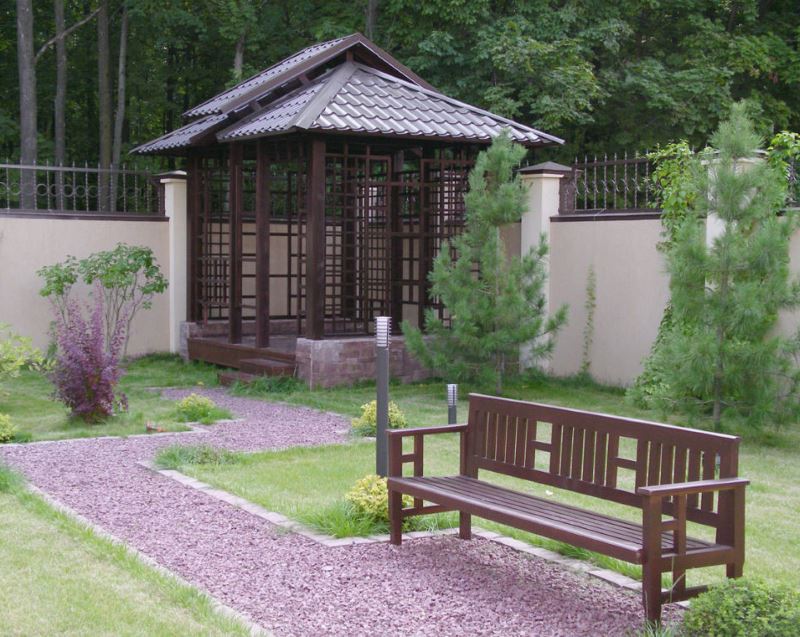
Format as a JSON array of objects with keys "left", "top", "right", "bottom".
[{"left": 390, "top": 475, "right": 723, "bottom": 564}]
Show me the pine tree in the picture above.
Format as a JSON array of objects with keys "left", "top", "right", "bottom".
[
  {"left": 402, "top": 131, "right": 567, "bottom": 393},
  {"left": 653, "top": 103, "right": 800, "bottom": 430}
]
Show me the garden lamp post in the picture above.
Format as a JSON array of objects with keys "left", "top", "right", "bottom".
[
  {"left": 447, "top": 384, "right": 458, "bottom": 425},
  {"left": 375, "top": 316, "right": 391, "bottom": 477}
]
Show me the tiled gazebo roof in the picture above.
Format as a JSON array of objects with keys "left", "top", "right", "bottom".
[{"left": 134, "top": 34, "right": 562, "bottom": 154}]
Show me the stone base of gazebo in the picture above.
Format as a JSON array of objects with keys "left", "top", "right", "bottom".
[{"left": 179, "top": 321, "right": 430, "bottom": 389}]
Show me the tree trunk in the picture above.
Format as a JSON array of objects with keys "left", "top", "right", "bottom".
[
  {"left": 366, "top": 0, "right": 378, "bottom": 40},
  {"left": 16, "top": 0, "right": 37, "bottom": 209},
  {"left": 233, "top": 31, "right": 246, "bottom": 82},
  {"left": 54, "top": 0, "right": 67, "bottom": 209},
  {"left": 110, "top": 6, "right": 128, "bottom": 211},
  {"left": 97, "top": 0, "right": 112, "bottom": 211}
]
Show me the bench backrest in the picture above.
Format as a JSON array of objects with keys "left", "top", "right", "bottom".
[{"left": 464, "top": 394, "right": 741, "bottom": 528}]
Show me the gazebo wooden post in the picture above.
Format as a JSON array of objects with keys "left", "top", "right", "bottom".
[
  {"left": 186, "top": 154, "right": 200, "bottom": 322},
  {"left": 228, "top": 142, "right": 243, "bottom": 343},
  {"left": 305, "top": 137, "right": 326, "bottom": 339},
  {"left": 390, "top": 150, "right": 404, "bottom": 328},
  {"left": 255, "top": 140, "right": 271, "bottom": 348}
]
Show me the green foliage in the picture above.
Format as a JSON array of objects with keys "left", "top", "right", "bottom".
[
  {"left": 580, "top": 265, "right": 596, "bottom": 378},
  {"left": 351, "top": 400, "right": 407, "bottom": 437},
  {"left": 230, "top": 375, "right": 304, "bottom": 396},
  {"left": 645, "top": 103, "right": 800, "bottom": 429},
  {"left": 768, "top": 130, "right": 800, "bottom": 206},
  {"left": 648, "top": 142, "right": 703, "bottom": 249},
  {"left": 0, "top": 324, "right": 45, "bottom": 383},
  {"left": 174, "top": 393, "right": 229, "bottom": 425},
  {"left": 344, "top": 474, "right": 412, "bottom": 523},
  {"left": 154, "top": 444, "right": 238, "bottom": 470},
  {"left": 0, "top": 413, "right": 16, "bottom": 443},
  {"left": 403, "top": 131, "right": 567, "bottom": 393},
  {"left": 0, "top": 463, "right": 22, "bottom": 493},
  {"left": 682, "top": 578, "right": 800, "bottom": 637},
  {"left": 38, "top": 244, "right": 167, "bottom": 357}
]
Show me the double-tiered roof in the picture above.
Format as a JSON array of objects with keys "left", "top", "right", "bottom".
[{"left": 135, "top": 33, "right": 562, "bottom": 154}]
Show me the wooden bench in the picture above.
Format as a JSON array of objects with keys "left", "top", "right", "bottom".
[{"left": 387, "top": 394, "right": 749, "bottom": 623}]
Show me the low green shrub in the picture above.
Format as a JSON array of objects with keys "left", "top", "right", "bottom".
[
  {"left": 682, "top": 578, "right": 800, "bottom": 637},
  {"left": 344, "top": 474, "right": 412, "bottom": 522},
  {"left": 154, "top": 444, "right": 239, "bottom": 470},
  {"left": 351, "top": 400, "right": 407, "bottom": 437},
  {"left": 174, "top": 393, "right": 230, "bottom": 424},
  {"left": 0, "top": 413, "right": 16, "bottom": 443}
]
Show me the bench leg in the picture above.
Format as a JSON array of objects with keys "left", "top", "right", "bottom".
[
  {"left": 389, "top": 489, "right": 403, "bottom": 546},
  {"left": 726, "top": 561, "right": 743, "bottom": 578},
  {"left": 459, "top": 512, "right": 471, "bottom": 540},
  {"left": 642, "top": 562, "right": 662, "bottom": 624}
]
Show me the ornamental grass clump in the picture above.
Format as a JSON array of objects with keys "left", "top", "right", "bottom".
[
  {"left": 50, "top": 287, "right": 127, "bottom": 423},
  {"left": 351, "top": 400, "right": 407, "bottom": 437}
]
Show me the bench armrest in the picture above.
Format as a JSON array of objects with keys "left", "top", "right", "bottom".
[
  {"left": 387, "top": 424, "right": 467, "bottom": 478},
  {"left": 637, "top": 477, "right": 749, "bottom": 498},
  {"left": 386, "top": 424, "right": 467, "bottom": 438}
]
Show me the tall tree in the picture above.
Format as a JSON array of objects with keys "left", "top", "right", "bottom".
[
  {"left": 53, "top": 0, "right": 66, "bottom": 168},
  {"left": 110, "top": 4, "right": 129, "bottom": 209},
  {"left": 651, "top": 103, "right": 800, "bottom": 429},
  {"left": 403, "top": 131, "right": 567, "bottom": 392},
  {"left": 97, "top": 0, "right": 112, "bottom": 210},
  {"left": 16, "top": 0, "right": 36, "bottom": 208}
]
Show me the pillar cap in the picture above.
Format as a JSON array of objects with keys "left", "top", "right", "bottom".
[
  {"left": 158, "top": 170, "right": 187, "bottom": 183},
  {"left": 518, "top": 161, "right": 572, "bottom": 175}
]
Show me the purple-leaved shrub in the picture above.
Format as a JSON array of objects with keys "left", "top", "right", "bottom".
[{"left": 50, "top": 285, "right": 128, "bottom": 423}]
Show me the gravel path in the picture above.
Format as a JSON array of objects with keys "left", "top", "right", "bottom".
[{"left": 1, "top": 389, "right": 680, "bottom": 636}]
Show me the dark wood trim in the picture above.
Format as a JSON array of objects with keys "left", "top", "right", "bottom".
[
  {"left": 228, "top": 142, "right": 244, "bottom": 343},
  {"left": 551, "top": 211, "right": 662, "bottom": 222},
  {"left": 186, "top": 156, "right": 199, "bottom": 322},
  {"left": 305, "top": 137, "right": 326, "bottom": 339},
  {"left": 255, "top": 139, "right": 271, "bottom": 347},
  {"left": 0, "top": 211, "right": 167, "bottom": 221}
]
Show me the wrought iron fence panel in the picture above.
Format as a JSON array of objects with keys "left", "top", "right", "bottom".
[{"left": 0, "top": 163, "right": 159, "bottom": 215}]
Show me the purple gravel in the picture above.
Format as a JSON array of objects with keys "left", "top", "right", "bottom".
[{"left": 1, "top": 389, "right": 681, "bottom": 636}]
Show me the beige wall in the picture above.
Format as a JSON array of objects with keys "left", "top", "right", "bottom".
[
  {"left": 548, "top": 218, "right": 669, "bottom": 386},
  {"left": 0, "top": 216, "right": 170, "bottom": 355}
]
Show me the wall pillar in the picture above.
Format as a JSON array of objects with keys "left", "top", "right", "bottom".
[
  {"left": 161, "top": 171, "right": 187, "bottom": 354},
  {"left": 518, "top": 162, "right": 571, "bottom": 369}
]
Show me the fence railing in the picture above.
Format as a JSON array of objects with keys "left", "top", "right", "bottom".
[
  {"left": 562, "top": 153, "right": 659, "bottom": 214},
  {"left": 0, "top": 163, "right": 160, "bottom": 215},
  {"left": 562, "top": 153, "right": 800, "bottom": 215}
]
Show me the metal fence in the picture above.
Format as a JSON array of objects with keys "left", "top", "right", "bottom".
[
  {"left": 563, "top": 153, "right": 658, "bottom": 214},
  {"left": 0, "top": 162, "right": 160, "bottom": 215},
  {"left": 563, "top": 153, "right": 800, "bottom": 215}
]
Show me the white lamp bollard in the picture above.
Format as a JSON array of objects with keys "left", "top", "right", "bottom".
[
  {"left": 375, "top": 316, "right": 391, "bottom": 477},
  {"left": 447, "top": 383, "right": 458, "bottom": 425}
]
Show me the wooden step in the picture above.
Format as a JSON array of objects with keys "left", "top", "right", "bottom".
[
  {"left": 239, "top": 358, "right": 296, "bottom": 377},
  {"left": 218, "top": 370, "right": 260, "bottom": 387}
]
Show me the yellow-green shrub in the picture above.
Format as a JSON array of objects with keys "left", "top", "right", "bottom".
[
  {"left": 351, "top": 400, "right": 407, "bottom": 437},
  {"left": 175, "top": 393, "right": 221, "bottom": 424},
  {"left": 0, "top": 413, "right": 16, "bottom": 443},
  {"left": 344, "top": 474, "right": 412, "bottom": 522}
]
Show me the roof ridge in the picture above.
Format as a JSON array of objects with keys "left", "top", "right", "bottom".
[
  {"left": 183, "top": 33, "right": 358, "bottom": 118},
  {"left": 350, "top": 63, "right": 564, "bottom": 145},
  {"left": 290, "top": 63, "right": 359, "bottom": 131}
]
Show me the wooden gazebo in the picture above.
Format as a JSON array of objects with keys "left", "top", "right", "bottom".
[{"left": 135, "top": 34, "right": 562, "bottom": 385}]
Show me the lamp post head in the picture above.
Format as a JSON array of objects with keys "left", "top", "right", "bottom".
[
  {"left": 447, "top": 383, "right": 458, "bottom": 407},
  {"left": 375, "top": 316, "right": 391, "bottom": 348}
]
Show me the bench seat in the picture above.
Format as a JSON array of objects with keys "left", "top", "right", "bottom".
[{"left": 390, "top": 475, "right": 724, "bottom": 563}]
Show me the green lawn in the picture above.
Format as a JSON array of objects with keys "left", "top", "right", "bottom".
[
  {"left": 0, "top": 354, "right": 223, "bottom": 441},
  {"left": 186, "top": 375, "right": 800, "bottom": 591},
  {"left": 0, "top": 465, "right": 248, "bottom": 636}
]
